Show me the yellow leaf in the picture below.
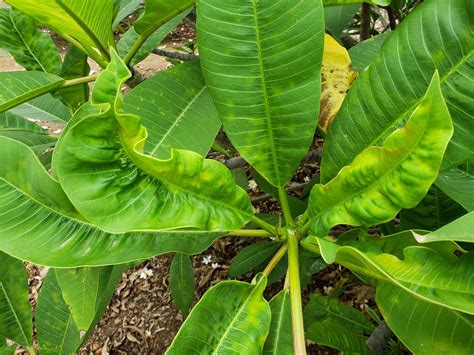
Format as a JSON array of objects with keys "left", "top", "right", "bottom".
[{"left": 319, "top": 34, "right": 357, "bottom": 133}]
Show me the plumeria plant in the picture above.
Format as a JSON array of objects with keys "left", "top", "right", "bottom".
[{"left": 0, "top": 0, "right": 472, "bottom": 354}]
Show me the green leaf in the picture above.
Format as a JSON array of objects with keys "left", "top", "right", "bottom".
[
  {"left": 323, "top": 0, "right": 390, "bottom": 6},
  {"left": 303, "top": 294, "right": 374, "bottom": 333},
  {"left": 167, "top": 275, "right": 271, "bottom": 354},
  {"left": 169, "top": 253, "right": 195, "bottom": 315},
  {"left": 0, "top": 111, "right": 56, "bottom": 154},
  {"left": 376, "top": 282, "right": 474, "bottom": 354},
  {"left": 0, "top": 136, "right": 223, "bottom": 267},
  {"left": 262, "top": 291, "right": 292, "bottom": 355},
  {"left": 306, "top": 318, "right": 371, "bottom": 354},
  {"left": 197, "top": 0, "right": 325, "bottom": 187},
  {"left": 118, "top": 9, "right": 190, "bottom": 66},
  {"left": 56, "top": 268, "right": 100, "bottom": 331},
  {"left": 134, "top": 0, "right": 193, "bottom": 36},
  {"left": 436, "top": 159, "right": 474, "bottom": 212},
  {"left": 0, "top": 252, "right": 32, "bottom": 347},
  {"left": 9, "top": 94, "right": 71, "bottom": 124},
  {"left": 324, "top": 3, "right": 360, "bottom": 39},
  {"left": 229, "top": 242, "right": 280, "bottom": 277},
  {"left": 112, "top": 0, "right": 141, "bottom": 28},
  {"left": 321, "top": 0, "right": 474, "bottom": 182},
  {"left": 0, "top": 345, "right": 16, "bottom": 355},
  {"left": 348, "top": 32, "right": 390, "bottom": 72},
  {"left": 5, "top": 0, "right": 115, "bottom": 65},
  {"left": 232, "top": 167, "right": 248, "bottom": 190},
  {"left": 0, "top": 71, "right": 64, "bottom": 112},
  {"left": 36, "top": 271, "right": 82, "bottom": 355},
  {"left": 299, "top": 249, "right": 327, "bottom": 289},
  {"left": 400, "top": 185, "right": 466, "bottom": 231},
  {"left": 58, "top": 46, "right": 90, "bottom": 110},
  {"left": 304, "top": 234, "right": 474, "bottom": 314},
  {"left": 56, "top": 266, "right": 124, "bottom": 331},
  {"left": 0, "top": 8, "right": 61, "bottom": 74},
  {"left": 54, "top": 50, "right": 252, "bottom": 233},
  {"left": 413, "top": 212, "right": 474, "bottom": 244},
  {"left": 124, "top": 61, "right": 220, "bottom": 158},
  {"left": 308, "top": 73, "right": 453, "bottom": 236}
]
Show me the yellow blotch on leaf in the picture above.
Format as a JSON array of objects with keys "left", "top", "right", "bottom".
[{"left": 319, "top": 34, "right": 357, "bottom": 133}]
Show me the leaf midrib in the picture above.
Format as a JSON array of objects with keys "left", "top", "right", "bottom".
[
  {"left": 313, "top": 101, "right": 431, "bottom": 222},
  {"left": 250, "top": 0, "right": 281, "bottom": 185},
  {"left": 324, "top": 242, "right": 472, "bottom": 314},
  {"left": 0, "top": 282, "right": 30, "bottom": 346},
  {"left": 150, "top": 86, "right": 206, "bottom": 156},
  {"left": 9, "top": 10, "right": 48, "bottom": 73},
  {"left": 365, "top": 50, "right": 472, "bottom": 152},
  {"left": 211, "top": 283, "right": 262, "bottom": 354}
]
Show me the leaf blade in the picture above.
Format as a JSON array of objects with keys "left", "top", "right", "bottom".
[
  {"left": 0, "top": 252, "right": 32, "bottom": 347},
  {"left": 167, "top": 276, "right": 271, "bottom": 354},
  {"left": 0, "top": 72, "right": 64, "bottom": 112},
  {"left": 197, "top": 0, "right": 325, "bottom": 186},
  {"left": 308, "top": 73, "right": 453, "bottom": 236},
  {"left": 170, "top": 253, "right": 196, "bottom": 315}
]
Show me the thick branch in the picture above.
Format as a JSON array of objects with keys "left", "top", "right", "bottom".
[{"left": 152, "top": 49, "right": 198, "bottom": 61}]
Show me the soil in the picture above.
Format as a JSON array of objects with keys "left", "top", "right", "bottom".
[{"left": 1, "top": 10, "right": 381, "bottom": 355}]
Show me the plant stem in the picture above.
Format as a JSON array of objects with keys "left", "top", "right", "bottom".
[
  {"left": 62, "top": 74, "right": 98, "bottom": 88},
  {"left": 262, "top": 244, "right": 288, "bottom": 277},
  {"left": 212, "top": 142, "right": 232, "bottom": 159},
  {"left": 360, "top": 3, "right": 372, "bottom": 41},
  {"left": 123, "top": 3, "right": 194, "bottom": 66},
  {"left": 252, "top": 216, "right": 277, "bottom": 235},
  {"left": 300, "top": 221, "right": 311, "bottom": 237},
  {"left": 27, "top": 346, "right": 36, "bottom": 355},
  {"left": 227, "top": 229, "right": 273, "bottom": 238},
  {"left": 124, "top": 34, "right": 147, "bottom": 65},
  {"left": 288, "top": 230, "right": 307, "bottom": 354},
  {"left": 278, "top": 186, "right": 294, "bottom": 225}
]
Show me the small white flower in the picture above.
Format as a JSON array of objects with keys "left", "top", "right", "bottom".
[
  {"left": 248, "top": 180, "right": 258, "bottom": 190},
  {"left": 139, "top": 268, "right": 153, "bottom": 279},
  {"left": 41, "top": 125, "right": 48, "bottom": 130},
  {"left": 323, "top": 286, "right": 333, "bottom": 295},
  {"left": 252, "top": 206, "right": 260, "bottom": 214},
  {"left": 211, "top": 263, "right": 220, "bottom": 269},
  {"left": 202, "top": 255, "right": 212, "bottom": 265},
  {"left": 53, "top": 129, "right": 62, "bottom": 135},
  {"left": 304, "top": 176, "right": 310, "bottom": 183}
]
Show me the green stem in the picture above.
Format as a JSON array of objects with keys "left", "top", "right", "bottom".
[
  {"left": 262, "top": 244, "right": 288, "bottom": 277},
  {"left": 27, "top": 346, "right": 36, "bottom": 355},
  {"left": 252, "top": 216, "right": 277, "bottom": 235},
  {"left": 288, "top": 230, "right": 307, "bottom": 354},
  {"left": 212, "top": 142, "right": 232, "bottom": 159},
  {"left": 300, "top": 221, "right": 311, "bottom": 237},
  {"left": 227, "top": 229, "right": 273, "bottom": 238},
  {"left": 278, "top": 186, "right": 294, "bottom": 225},
  {"left": 123, "top": 34, "right": 147, "bottom": 65},
  {"left": 62, "top": 74, "right": 98, "bottom": 88}
]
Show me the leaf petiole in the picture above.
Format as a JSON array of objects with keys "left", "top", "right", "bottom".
[{"left": 227, "top": 229, "right": 273, "bottom": 238}]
